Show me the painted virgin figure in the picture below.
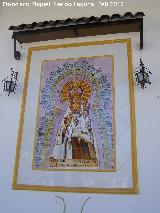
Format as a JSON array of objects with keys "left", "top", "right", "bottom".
[{"left": 51, "top": 79, "right": 99, "bottom": 162}]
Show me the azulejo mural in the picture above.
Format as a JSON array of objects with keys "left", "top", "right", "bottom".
[{"left": 33, "top": 56, "right": 115, "bottom": 171}]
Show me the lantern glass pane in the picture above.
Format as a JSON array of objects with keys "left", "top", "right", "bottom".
[
  {"left": 6, "top": 81, "right": 10, "bottom": 91},
  {"left": 137, "top": 71, "right": 144, "bottom": 82},
  {"left": 10, "top": 81, "right": 16, "bottom": 91},
  {"left": 144, "top": 72, "right": 149, "bottom": 82}
]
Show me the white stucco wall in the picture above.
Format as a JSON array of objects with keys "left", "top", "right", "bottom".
[{"left": 0, "top": 0, "right": 160, "bottom": 213}]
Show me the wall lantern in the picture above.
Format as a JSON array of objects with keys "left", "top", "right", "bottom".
[
  {"left": 134, "top": 58, "right": 152, "bottom": 89},
  {"left": 2, "top": 68, "right": 18, "bottom": 96}
]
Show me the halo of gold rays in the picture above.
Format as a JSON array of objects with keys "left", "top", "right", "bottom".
[{"left": 60, "top": 79, "right": 92, "bottom": 103}]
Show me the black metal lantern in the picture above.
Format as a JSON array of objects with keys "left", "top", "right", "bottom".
[
  {"left": 2, "top": 68, "right": 18, "bottom": 96},
  {"left": 134, "top": 58, "right": 152, "bottom": 89}
]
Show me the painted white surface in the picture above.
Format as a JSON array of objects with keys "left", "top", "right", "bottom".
[{"left": 0, "top": 0, "right": 160, "bottom": 213}]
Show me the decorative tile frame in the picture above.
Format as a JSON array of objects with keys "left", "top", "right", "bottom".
[{"left": 13, "top": 38, "right": 138, "bottom": 194}]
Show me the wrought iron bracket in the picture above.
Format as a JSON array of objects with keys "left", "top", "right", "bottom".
[
  {"left": 140, "top": 19, "right": 143, "bottom": 49},
  {"left": 13, "top": 36, "right": 21, "bottom": 60},
  {"left": 9, "top": 12, "right": 145, "bottom": 60}
]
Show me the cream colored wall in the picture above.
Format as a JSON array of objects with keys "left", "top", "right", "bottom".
[{"left": 0, "top": 0, "right": 160, "bottom": 213}]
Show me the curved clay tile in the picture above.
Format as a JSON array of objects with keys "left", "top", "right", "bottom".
[{"left": 8, "top": 12, "right": 145, "bottom": 31}]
